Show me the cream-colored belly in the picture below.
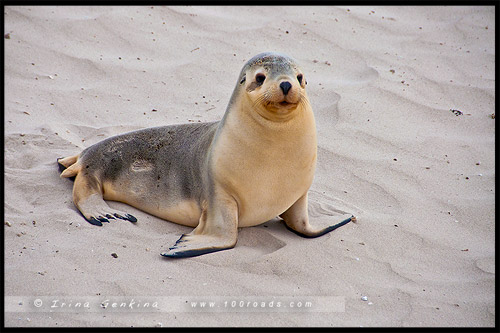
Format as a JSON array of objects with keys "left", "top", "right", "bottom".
[
  {"left": 215, "top": 148, "right": 316, "bottom": 228},
  {"left": 148, "top": 200, "right": 201, "bottom": 227},
  {"left": 236, "top": 180, "right": 310, "bottom": 227},
  {"left": 213, "top": 132, "right": 316, "bottom": 227},
  {"left": 102, "top": 180, "right": 201, "bottom": 227}
]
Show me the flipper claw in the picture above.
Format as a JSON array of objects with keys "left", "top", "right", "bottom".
[
  {"left": 86, "top": 217, "right": 103, "bottom": 226},
  {"left": 125, "top": 214, "right": 137, "bottom": 222},
  {"left": 97, "top": 216, "right": 109, "bottom": 223}
]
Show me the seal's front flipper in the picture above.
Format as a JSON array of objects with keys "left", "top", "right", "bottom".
[
  {"left": 161, "top": 193, "right": 238, "bottom": 258},
  {"left": 280, "top": 193, "right": 354, "bottom": 238},
  {"left": 285, "top": 214, "right": 355, "bottom": 238},
  {"left": 161, "top": 234, "right": 235, "bottom": 258}
]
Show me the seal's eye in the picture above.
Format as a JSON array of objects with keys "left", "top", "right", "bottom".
[
  {"left": 297, "top": 74, "right": 303, "bottom": 84},
  {"left": 255, "top": 73, "right": 266, "bottom": 85}
]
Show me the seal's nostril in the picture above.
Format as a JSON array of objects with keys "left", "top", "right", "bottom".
[{"left": 280, "top": 81, "right": 292, "bottom": 95}]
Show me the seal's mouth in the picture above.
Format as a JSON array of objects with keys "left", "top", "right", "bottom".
[
  {"left": 263, "top": 101, "right": 299, "bottom": 114},
  {"left": 276, "top": 101, "right": 298, "bottom": 108},
  {"left": 257, "top": 99, "right": 302, "bottom": 121}
]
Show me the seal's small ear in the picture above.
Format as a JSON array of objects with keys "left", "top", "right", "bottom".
[{"left": 240, "top": 76, "right": 246, "bottom": 84}]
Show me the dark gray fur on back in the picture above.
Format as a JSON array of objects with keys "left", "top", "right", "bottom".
[{"left": 79, "top": 121, "right": 219, "bottom": 202}]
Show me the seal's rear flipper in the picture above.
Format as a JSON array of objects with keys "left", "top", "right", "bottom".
[
  {"left": 79, "top": 210, "right": 138, "bottom": 227},
  {"left": 73, "top": 172, "right": 138, "bottom": 226},
  {"left": 57, "top": 158, "right": 67, "bottom": 173},
  {"left": 57, "top": 155, "right": 79, "bottom": 181},
  {"left": 57, "top": 158, "right": 75, "bottom": 181}
]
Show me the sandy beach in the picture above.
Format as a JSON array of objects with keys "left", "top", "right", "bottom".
[{"left": 4, "top": 5, "right": 495, "bottom": 327}]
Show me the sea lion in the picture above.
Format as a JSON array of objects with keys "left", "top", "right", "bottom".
[{"left": 57, "top": 52, "right": 355, "bottom": 258}]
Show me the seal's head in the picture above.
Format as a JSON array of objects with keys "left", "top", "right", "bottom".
[{"left": 237, "top": 52, "right": 308, "bottom": 120}]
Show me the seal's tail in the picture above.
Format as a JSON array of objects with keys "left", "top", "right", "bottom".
[{"left": 57, "top": 154, "right": 81, "bottom": 180}]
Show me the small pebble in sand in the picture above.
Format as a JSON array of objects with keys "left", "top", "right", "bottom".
[
  {"left": 5, "top": 221, "right": 12, "bottom": 227},
  {"left": 361, "top": 296, "right": 368, "bottom": 301},
  {"left": 111, "top": 253, "right": 118, "bottom": 258}
]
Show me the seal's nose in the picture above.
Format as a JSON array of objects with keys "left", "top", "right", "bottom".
[{"left": 280, "top": 81, "right": 292, "bottom": 95}]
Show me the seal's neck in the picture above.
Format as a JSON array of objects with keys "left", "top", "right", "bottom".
[{"left": 214, "top": 88, "right": 317, "bottom": 154}]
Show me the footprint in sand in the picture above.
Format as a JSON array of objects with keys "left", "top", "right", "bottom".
[
  {"left": 308, "top": 189, "right": 354, "bottom": 218},
  {"left": 190, "top": 226, "right": 286, "bottom": 266},
  {"left": 475, "top": 258, "right": 495, "bottom": 274}
]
